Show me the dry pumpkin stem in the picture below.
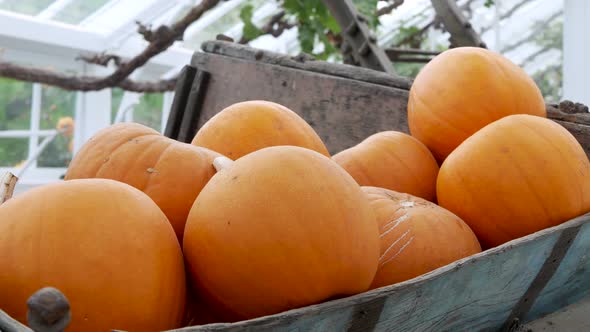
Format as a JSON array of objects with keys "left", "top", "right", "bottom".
[
  {"left": 213, "top": 156, "right": 234, "bottom": 172},
  {"left": 0, "top": 172, "right": 18, "bottom": 205}
]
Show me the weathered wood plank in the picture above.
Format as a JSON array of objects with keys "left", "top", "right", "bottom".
[
  {"left": 169, "top": 213, "right": 590, "bottom": 332},
  {"left": 191, "top": 52, "right": 410, "bottom": 154},
  {"left": 199, "top": 41, "right": 412, "bottom": 90},
  {"left": 177, "top": 70, "right": 210, "bottom": 143},
  {"left": 197, "top": 41, "right": 590, "bottom": 160},
  {"left": 164, "top": 66, "right": 197, "bottom": 140},
  {"left": 521, "top": 296, "right": 590, "bottom": 331}
]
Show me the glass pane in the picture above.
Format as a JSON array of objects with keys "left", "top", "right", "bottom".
[
  {"left": 0, "top": 138, "right": 29, "bottom": 167},
  {"left": 0, "top": 0, "right": 54, "bottom": 16},
  {"left": 52, "top": 0, "right": 110, "bottom": 24},
  {"left": 0, "top": 78, "right": 32, "bottom": 130},
  {"left": 473, "top": 0, "right": 565, "bottom": 103},
  {"left": 134, "top": 93, "right": 164, "bottom": 132},
  {"left": 40, "top": 85, "right": 76, "bottom": 130},
  {"left": 183, "top": 0, "right": 268, "bottom": 49},
  {"left": 37, "top": 134, "right": 73, "bottom": 167},
  {"left": 111, "top": 88, "right": 124, "bottom": 122}
]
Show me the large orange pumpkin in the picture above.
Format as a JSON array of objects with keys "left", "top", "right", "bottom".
[
  {"left": 65, "top": 122, "right": 223, "bottom": 242},
  {"left": 0, "top": 179, "right": 186, "bottom": 332},
  {"left": 363, "top": 186, "right": 481, "bottom": 289},
  {"left": 437, "top": 114, "right": 590, "bottom": 248},
  {"left": 183, "top": 146, "right": 379, "bottom": 321},
  {"left": 191, "top": 100, "right": 330, "bottom": 159},
  {"left": 408, "top": 47, "right": 546, "bottom": 162},
  {"left": 333, "top": 131, "right": 439, "bottom": 202}
]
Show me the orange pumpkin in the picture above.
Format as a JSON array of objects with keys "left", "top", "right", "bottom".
[
  {"left": 408, "top": 47, "right": 546, "bottom": 163},
  {"left": 437, "top": 114, "right": 590, "bottom": 248},
  {"left": 183, "top": 146, "right": 379, "bottom": 321},
  {"left": 333, "top": 131, "right": 439, "bottom": 202},
  {"left": 0, "top": 179, "right": 186, "bottom": 332},
  {"left": 363, "top": 186, "right": 481, "bottom": 289},
  {"left": 191, "top": 100, "right": 330, "bottom": 159},
  {"left": 65, "top": 122, "right": 223, "bottom": 242}
]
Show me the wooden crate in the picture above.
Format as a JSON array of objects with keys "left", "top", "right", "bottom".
[
  {"left": 164, "top": 41, "right": 590, "bottom": 332},
  {"left": 3, "top": 40, "right": 590, "bottom": 332}
]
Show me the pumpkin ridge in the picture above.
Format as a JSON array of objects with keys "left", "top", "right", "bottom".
[
  {"left": 516, "top": 117, "right": 587, "bottom": 214},
  {"left": 139, "top": 138, "right": 176, "bottom": 193},
  {"left": 485, "top": 54, "right": 521, "bottom": 121},
  {"left": 380, "top": 141, "right": 431, "bottom": 198},
  {"left": 381, "top": 235, "right": 415, "bottom": 268},
  {"left": 94, "top": 133, "right": 162, "bottom": 178},
  {"left": 380, "top": 213, "right": 409, "bottom": 238},
  {"left": 379, "top": 228, "right": 413, "bottom": 266},
  {"left": 113, "top": 135, "right": 170, "bottom": 191},
  {"left": 411, "top": 90, "right": 472, "bottom": 141}
]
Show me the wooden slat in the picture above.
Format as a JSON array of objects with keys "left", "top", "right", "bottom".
[
  {"left": 191, "top": 52, "right": 410, "bottom": 154},
  {"left": 164, "top": 65, "right": 197, "bottom": 140},
  {"left": 177, "top": 70, "right": 210, "bottom": 143},
  {"left": 168, "top": 213, "right": 590, "bottom": 332},
  {"left": 199, "top": 41, "right": 412, "bottom": 90},
  {"left": 195, "top": 41, "right": 590, "bottom": 160}
]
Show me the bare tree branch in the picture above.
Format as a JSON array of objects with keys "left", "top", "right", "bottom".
[
  {"left": 0, "top": 62, "right": 178, "bottom": 92},
  {"left": 238, "top": 11, "right": 296, "bottom": 44},
  {"left": 0, "top": 0, "right": 221, "bottom": 92},
  {"left": 76, "top": 53, "right": 122, "bottom": 67},
  {"left": 377, "top": 0, "right": 404, "bottom": 17}
]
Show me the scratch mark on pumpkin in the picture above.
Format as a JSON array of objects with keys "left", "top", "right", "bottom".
[
  {"left": 400, "top": 201, "right": 414, "bottom": 207},
  {"left": 380, "top": 214, "right": 409, "bottom": 238},
  {"left": 381, "top": 235, "right": 415, "bottom": 267},
  {"left": 380, "top": 228, "right": 411, "bottom": 262},
  {"left": 147, "top": 168, "right": 158, "bottom": 174}
]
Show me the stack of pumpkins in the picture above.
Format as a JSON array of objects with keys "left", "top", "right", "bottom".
[{"left": 1, "top": 47, "right": 590, "bottom": 332}]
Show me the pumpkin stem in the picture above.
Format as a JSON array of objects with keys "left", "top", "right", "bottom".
[
  {"left": 213, "top": 156, "right": 234, "bottom": 172},
  {"left": 0, "top": 172, "right": 18, "bottom": 205}
]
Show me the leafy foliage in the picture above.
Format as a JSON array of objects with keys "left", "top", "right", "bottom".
[
  {"left": 530, "top": 19, "right": 563, "bottom": 102},
  {"left": 281, "top": 0, "right": 341, "bottom": 59},
  {"left": 354, "top": 0, "right": 380, "bottom": 29},
  {"left": 239, "top": 4, "right": 264, "bottom": 41}
]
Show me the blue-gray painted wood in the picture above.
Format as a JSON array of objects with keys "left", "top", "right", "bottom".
[{"left": 169, "top": 213, "right": 590, "bottom": 332}]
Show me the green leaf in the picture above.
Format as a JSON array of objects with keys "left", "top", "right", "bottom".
[
  {"left": 484, "top": 0, "right": 495, "bottom": 8},
  {"left": 239, "top": 4, "right": 263, "bottom": 41},
  {"left": 298, "top": 23, "right": 316, "bottom": 53}
]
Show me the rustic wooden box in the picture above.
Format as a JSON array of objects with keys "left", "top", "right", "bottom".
[
  {"left": 163, "top": 41, "right": 590, "bottom": 332},
  {"left": 3, "top": 40, "right": 590, "bottom": 332}
]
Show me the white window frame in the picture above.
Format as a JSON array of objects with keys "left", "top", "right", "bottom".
[{"left": 563, "top": 0, "right": 590, "bottom": 107}]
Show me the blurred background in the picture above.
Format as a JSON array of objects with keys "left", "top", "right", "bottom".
[{"left": 0, "top": 0, "right": 583, "bottom": 192}]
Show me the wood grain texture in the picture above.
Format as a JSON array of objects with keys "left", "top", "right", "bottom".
[
  {"left": 177, "top": 70, "right": 210, "bottom": 143},
  {"left": 194, "top": 43, "right": 590, "bottom": 159},
  {"left": 164, "top": 66, "right": 197, "bottom": 140},
  {"left": 191, "top": 52, "right": 410, "bottom": 154},
  {"left": 168, "top": 213, "right": 590, "bottom": 332},
  {"left": 200, "top": 41, "right": 412, "bottom": 90}
]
